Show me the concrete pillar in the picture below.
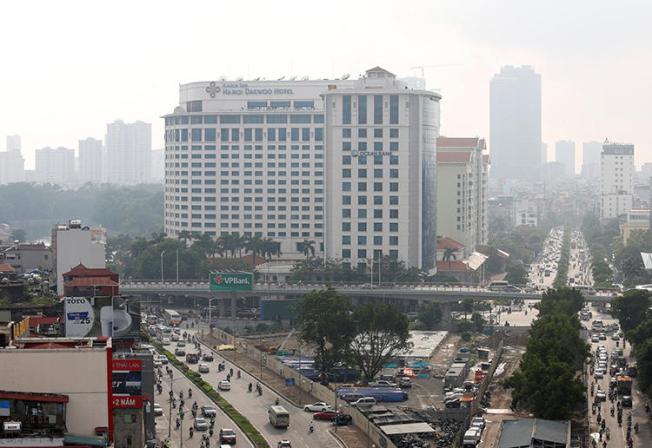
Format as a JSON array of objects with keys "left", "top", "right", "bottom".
[
  {"left": 220, "top": 298, "right": 228, "bottom": 318},
  {"left": 231, "top": 295, "right": 237, "bottom": 319}
]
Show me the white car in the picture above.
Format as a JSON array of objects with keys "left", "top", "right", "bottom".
[
  {"left": 171, "top": 333, "right": 180, "bottom": 341},
  {"left": 153, "top": 403, "right": 163, "bottom": 416},
  {"left": 156, "top": 354, "right": 168, "bottom": 365},
  {"left": 218, "top": 380, "right": 231, "bottom": 391},
  {"left": 198, "top": 363, "right": 210, "bottom": 373},
  {"left": 303, "top": 402, "right": 331, "bottom": 412},
  {"left": 162, "top": 338, "right": 171, "bottom": 346}
]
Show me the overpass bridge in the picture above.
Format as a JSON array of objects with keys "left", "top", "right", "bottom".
[{"left": 121, "top": 281, "right": 615, "bottom": 306}]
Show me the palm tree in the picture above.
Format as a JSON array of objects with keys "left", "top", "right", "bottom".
[
  {"left": 178, "top": 230, "right": 192, "bottom": 245},
  {"left": 298, "top": 239, "right": 316, "bottom": 259},
  {"left": 218, "top": 234, "right": 241, "bottom": 258},
  {"left": 442, "top": 247, "right": 457, "bottom": 269},
  {"left": 244, "top": 235, "right": 265, "bottom": 262},
  {"left": 261, "top": 239, "right": 281, "bottom": 261}
]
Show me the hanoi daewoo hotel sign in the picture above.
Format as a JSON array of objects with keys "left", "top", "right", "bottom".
[{"left": 205, "top": 81, "right": 294, "bottom": 97}]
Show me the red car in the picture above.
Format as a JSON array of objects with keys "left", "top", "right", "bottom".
[{"left": 313, "top": 410, "right": 339, "bottom": 421}]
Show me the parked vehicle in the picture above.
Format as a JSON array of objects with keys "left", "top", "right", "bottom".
[
  {"left": 153, "top": 403, "right": 163, "bottom": 416},
  {"left": 269, "top": 405, "right": 290, "bottom": 428},
  {"left": 463, "top": 428, "right": 481, "bottom": 446},
  {"left": 337, "top": 387, "right": 407, "bottom": 403},
  {"left": 351, "top": 397, "right": 376, "bottom": 408},
  {"left": 313, "top": 410, "right": 340, "bottom": 420},
  {"left": 303, "top": 402, "right": 331, "bottom": 412},
  {"left": 369, "top": 380, "right": 397, "bottom": 388}
]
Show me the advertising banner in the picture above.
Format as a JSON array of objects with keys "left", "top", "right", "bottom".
[
  {"left": 64, "top": 296, "right": 112, "bottom": 338},
  {"left": 64, "top": 297, "right": 140, "bottom": 339},
  {"left": 111, "top": 396, "right": 143, "bottom": 409},
  {"left": 209, "top": 271, "right": 253, "bottom": 292}
]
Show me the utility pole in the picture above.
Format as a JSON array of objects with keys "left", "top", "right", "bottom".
[
  {"left": 370, "top": 257, "right": 374, "bottom": 288},
  {"left": 176, "top": 249, "right": 179, "bottom": 283},
  {"left": 161, "top": 250, "right": 166, "bottom": 284}
]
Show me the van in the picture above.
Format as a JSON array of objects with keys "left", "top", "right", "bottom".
[
  {"left": 463, "top": 428, "right": 481, "bottom": 446},
  {"left": 268, "top": 405, "right": 290, "bottom": 428},
  {"left": 352, "top": 397, "right": 376, "bottom": 408}
]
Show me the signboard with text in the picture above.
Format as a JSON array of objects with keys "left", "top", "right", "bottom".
[
  {"left": 111, "top": 359, "right": 143, "bottom": 408},
  {"left": 209, "top": 272, "right": 253, "bottom": 292}
]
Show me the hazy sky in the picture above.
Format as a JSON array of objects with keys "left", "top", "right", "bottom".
[{"left": 1, "top": 0, "right": 651, "bottom": 169}]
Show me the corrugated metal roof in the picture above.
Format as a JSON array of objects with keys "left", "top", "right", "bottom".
[
  {"left": 380, "top": 422, "right": 435, "bottom": 436},
  {"left": 498, "top": 419, "right": 569, "bottom": 448},
  {"left": 641, "top": 252, "right": 652, "bottom": 270}
]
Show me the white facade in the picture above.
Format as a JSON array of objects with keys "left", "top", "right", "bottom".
[
  {"left": 514, "top": 199, "right": 539, "bottom": 227},
  {"left": 106, "top": 120, "right": 152, "bottom": 185},
  {"left": 163, "top": 77, "right": 355, "bottom": 257},
  {"left": 323, "top": 67, "right": 441, "bottom": 270},
  {"left": 0, "top": 135, "right": 24, "bottom": 185},
  {"left": 52, "top": 222, "right": 106, "bottom": 295},
  {"left": 0, "top": 347, "right": 109, "bottom": 437},
  {"left": 34, "top": 147, "right": 75, "bottom": 185},
  {"left": 79, "top": 137, "right": 104, "bottom": 183},
  {"left": 436, "top": 137, "right": 489, "bottom": 257},
  {"left": 490, "top": 66, "right": 541, "bottom": 183},
  {"left": 600, "top": 142, "right": 634, "bottom": 219},
  {"left": 555, "top": 140, "right": 576, "bottom": 177}
]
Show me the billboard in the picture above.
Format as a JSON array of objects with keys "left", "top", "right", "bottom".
[
  {"left": 64, "top": 297, "right": 140, "bottom": 339},
  {"left": 209, "top": 271, "right": 253, "bottom": 292},
  {"left": 112, "top": 359, "right": 143, "bottom": 409}
]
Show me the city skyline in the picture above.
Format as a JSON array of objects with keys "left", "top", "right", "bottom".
[{"left": 1, "top": 0, "right": 652, "bottom": 169}]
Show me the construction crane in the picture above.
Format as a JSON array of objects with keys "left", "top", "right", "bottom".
[{"left": 410, "top": 64, "right": 462, "bottom": 78}]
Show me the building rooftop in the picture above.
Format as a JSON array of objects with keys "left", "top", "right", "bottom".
[
  {"left": 0, "top": 263, "right": 15, "bottom": 274},
  {"left": 63, "top": 263, "right": 115, "bottom": 278},
  {"left": 498, "top": 418, "right": 569, "bottom": 448},
  {"left": 437, "top": 152, "right": 472, "bottom": 163},
  {"left": 437, "top": 137, "right": 486, "bottom": 149},
  {"left": 437, "top": 237, "right": 465, "bottom": 250}
]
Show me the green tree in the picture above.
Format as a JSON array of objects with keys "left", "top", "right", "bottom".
[
  {"left": 294, "top": 288, "right": 355, "bottom": 382},
  {"left": 417, "top": 302, "right": 442, "bottom": 330},
  {"left": 442, "top": 247, "right": 457, "bottom": 268},
  {"left": 471, "top": 312, "right": 486, "bottom": 332},
  {"left": 634, "top": 338, "right": 652, "bottom": 398},
  {"left": 298, "top": 240, "right": 316, "bottom": 259},
  {"left": 506, "top": 262, "right": 528, "bottom": 286},
  {"left": 538, "top": 287, "right": 584, "bottom": 317},
  {"left": 349, "top": 304, "right": 411, "bottom": 381},
  {"left": 628, "top": 318, "right": 652, "bottom": 347},
  {"left": 612, "top": 290, "right": 651, "bottom": 335},
  {"left": 461, "top": 298, "right": 474, "bottom": 319}
]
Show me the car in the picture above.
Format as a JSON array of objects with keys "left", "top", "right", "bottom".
[
  {"left": 219, "top": 428, "right": 237, "bottom": 445},
  {"left": 591, "top": 335, "right": 599, "bottom": 343},
  {"left": 277, "top": 441, "right": 292, "bottom": 448},
  {"left": 470, "top": 416, "right": 486, "bottom": 431},
  {"left": 171, "top": 334, "right": 180, "bottom": 341},
  {"left": 201, "top": 405, "right": 217, "bottom": 418},
  {"left": 194, "top": 417, "right": 209, "bottom": 431},
  {"left": 154, "top": 358, "right": 162, "bottom": 367},
  {"left": 594, "top": 369, "right": 604, "bottom": 379},
  {"left": 153, "top": 403, "right": 163, "bottom": 416},
  {"left": 599, "top": 333, "right": 607, "bottom": 340},
  {"left": 352, "top": 397, "right": 376, "bottom": 408},
  {"left": 397, "top": 377, "right": 412, "bottom": 388},
  {"left": 334, "top": 413, "right": 353, "bottom": 426},
  {"left": 303, "top": 402, "right": 331, "bottom": 412},
  {"left": 622, "top": 395, "right": 633, "bottom": 407},
  {"left": 313, "top": 410, "right": 340, "bottom": 420},
  {"left": 162, "top": 338, "right": 171, "bottom": 346},
  {"left": 218, "top": 380, "right": 231, "bottom": 391},
  {"left": 611, "top": 333, "right": 620, "bottom": 341},
  {"left": 340, "top": 393, "right": 363, "bottom": 403},
  {"left": 174, "top": 348, "right": 186, "bottom": 356},
  {"left": 202, "top": 353, "right": 214, "bottom": 362},
  {"left": 199, "top": 363, "right": 210, "bottom": 373},
  {"left": 596, "top": 390, "right": 606, "bottom": 401},
  {"left": 156, "top": 355, "right": 168, "bottom": 365},
  {"left": 174, "top": 328, "right": 182, "bottom": 334},
  {"left": 176, "top": 341, "right": 186, "bottom": 347}
]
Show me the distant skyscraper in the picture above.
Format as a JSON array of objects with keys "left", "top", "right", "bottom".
[
  {"left": 78, "top": 137, "right": 104, "bottom": 183},
  {"left": 600, "top": 141, "right": 634, "bottom": 219},
  {"left": 541, "top": 142, "right": 548, "bottom": 164},
  {"left": 35, "top": 147, "right": 75, "bottom": 185},
  {"left": 6, "top": 135, "right": 21, "bottom": 152},
  {"left": 555, "top": 140, "right": 576, "bottom": 177},
  {"left": 0, "top": 135, "right": 25, "bottom": 184},
  {"left": 490, "top": 66, "right": 542, "bottom": 183},
  {"left": 105, "top": 120, "right": 152, "bottom": 185},
  {"left": 581, "top": 141, "right": 602, "bottom": 179}
]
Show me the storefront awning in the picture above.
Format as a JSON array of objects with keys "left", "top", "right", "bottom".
[
  {"left": 0, "top": 391, "right": 68, "bottom": 403},
  {"left": 64, "top": 434, "right": 109, "bottom": 447}
]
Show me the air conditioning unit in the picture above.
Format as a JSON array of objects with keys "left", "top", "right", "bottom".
[{"left": 3, "top": 421, "right": 22, "bottom": 432}]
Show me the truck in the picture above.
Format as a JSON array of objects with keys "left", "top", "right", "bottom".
[{"left": 616, "top": 375, "right": 633, "bottom": 395}]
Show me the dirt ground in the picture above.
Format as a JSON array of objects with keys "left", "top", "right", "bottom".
[{"left": 429, "top": 333, "right": 463, "bottom": 378}]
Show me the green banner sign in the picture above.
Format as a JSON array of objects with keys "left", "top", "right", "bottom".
[{"left": 209, "top": 272, "right": 254, "bottom": 291}]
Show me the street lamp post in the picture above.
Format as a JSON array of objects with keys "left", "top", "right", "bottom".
[
  {"left": 176, "top": 249, "right": 179, "bottom": 283},
  {"left": 161, "top": 250, "right": 166, "bottom": 284}
]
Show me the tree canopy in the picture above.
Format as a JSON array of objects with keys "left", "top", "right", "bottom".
[{"left": 611, "top": 290, "right": 651, "bottom": 335}]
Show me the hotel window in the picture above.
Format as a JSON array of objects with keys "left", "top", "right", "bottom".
[
  {"left": 187, "top": 100, "right": 203, "bottom": 112},
  {"left": 342, "top": 95, "right": 352, "bottom": 124},
  {"left": 358, "top": 95, "right": 367, "bottom": 124},
  {"left": 374, "top": 95, "right": 383, "bottom": 124},
  {"left": 389, "top": 95, "right": 399, "bottom": 124},
  {"left": 205, "top": 128, "right": 216, "bottom": 141}
]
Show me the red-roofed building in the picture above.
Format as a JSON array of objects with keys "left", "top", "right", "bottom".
[
  {"left": 436, "top": 137, "right": 489, "bottom": 258},
  {"left": 0, "top": 262, "right": 16, "bottom": 276},
  {"left": 63, "top": 263, "right": 119, "bottom": 297}
]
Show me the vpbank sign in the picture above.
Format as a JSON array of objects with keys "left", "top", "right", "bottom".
[{"left": 210, "top": 272, "right": 253, "bottom": 292}]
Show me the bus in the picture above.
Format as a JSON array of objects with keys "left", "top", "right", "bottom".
[
  {"left": 487, "top": 280, "right": 509, "bottom": 291},
  {"left": 268, "top": 406, "right": 290, "bottom": 428},
  {"left": 155, "top": 325, "right": 172, "bottom": 341},
  {"left": 163, "top": 309, "right": 182, "bottom": 326}
]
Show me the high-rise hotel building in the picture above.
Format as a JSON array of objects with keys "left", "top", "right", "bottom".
[
  {"left": 163, "top": 67, "right": 441, "bottom": 268},
  {"left": 163, "top": 77, "right": 354, "bottom": 257},
  {"left": 323, "top": 67, "right": 441, "bottom": 270}
]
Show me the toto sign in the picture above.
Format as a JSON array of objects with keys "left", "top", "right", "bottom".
[{"left": 209, "top": 272, "right": 253, "bottom": 292}]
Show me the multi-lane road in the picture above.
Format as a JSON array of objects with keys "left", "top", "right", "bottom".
[{"left": 159, "top": 330, "right": 344, "bottom": 448}]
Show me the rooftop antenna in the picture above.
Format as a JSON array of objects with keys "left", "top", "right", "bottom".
[
  {"left": 277, "top": 76, "right": 285, "bottom": 80},
  {"left": 342, "top": 73, "right": 350, "bottom": 80}
]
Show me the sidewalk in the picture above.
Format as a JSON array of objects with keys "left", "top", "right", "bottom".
[{"left": 201, "top": 333, "right": 372, "bottom": 448}]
